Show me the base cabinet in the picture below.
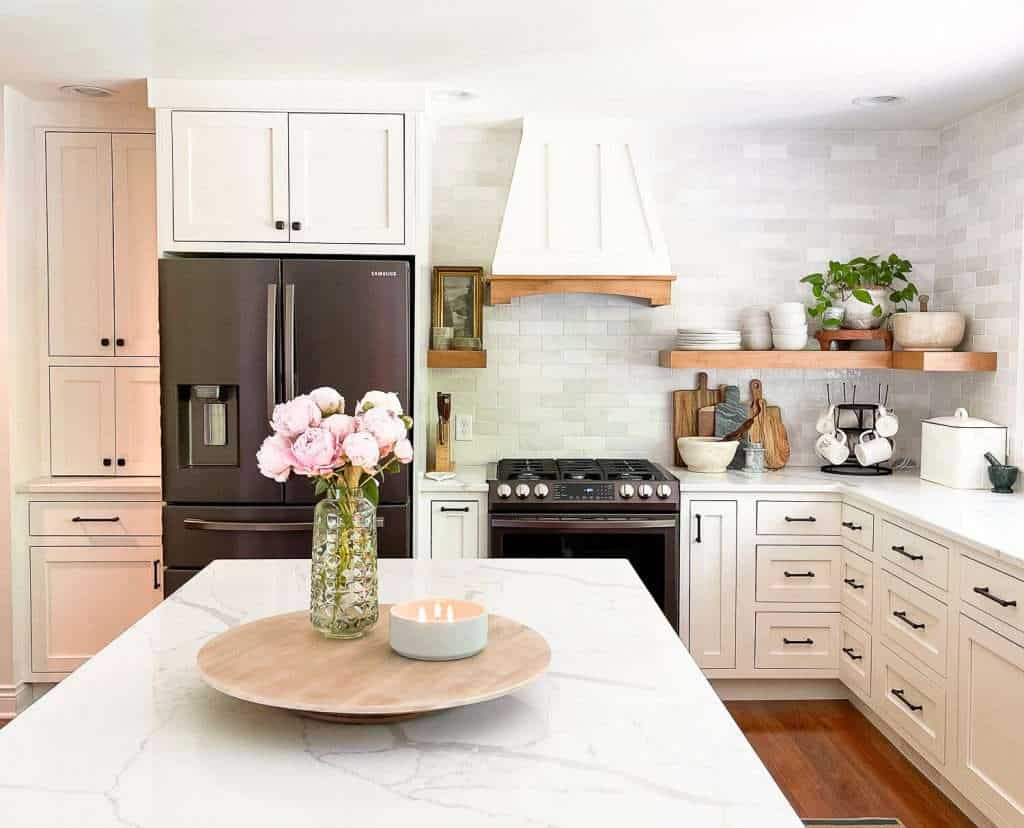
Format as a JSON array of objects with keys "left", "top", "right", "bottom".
[
  {"left": 429, "top": 500, "right": 481, "bottom": 560},
  {"left": 689, "top": 500, "right": 737, "bottom": 669}
]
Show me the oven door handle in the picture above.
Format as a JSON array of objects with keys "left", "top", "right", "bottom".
[{"left": 490, "top": 518, "right": 678, "bottom": 530}]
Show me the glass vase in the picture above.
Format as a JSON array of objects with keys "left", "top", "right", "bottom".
[{"left": 309, "top": 488, "right": 379, "bottom": 639}]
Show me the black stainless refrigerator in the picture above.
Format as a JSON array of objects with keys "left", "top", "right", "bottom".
[{"left": 159, "top": 258, "right": 412, "bottom": 594}]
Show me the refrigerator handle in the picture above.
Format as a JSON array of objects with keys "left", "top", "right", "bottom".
[
  {"left": 283, "top": 283, "right": 296, "bottom": 400},
  {"left": 266, "top": 283, "right": 278, "bottom": 420},
  {"left": 184, "top": 518, "right": 312, "bottom": 533}
]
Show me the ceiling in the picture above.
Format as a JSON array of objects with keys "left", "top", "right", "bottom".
[{"left": 2, "top": 0, "right": 1024, "bottom": 128}]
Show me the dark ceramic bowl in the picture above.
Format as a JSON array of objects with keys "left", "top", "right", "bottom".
[{"left": 988, "top": 464, "right": 1019, "bottom": 494}]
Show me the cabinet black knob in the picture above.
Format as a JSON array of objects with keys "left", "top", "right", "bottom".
[
  {"left": 102, "top": 458, "right": 112, "bottom": 466},
  {"left": 274, "top": 220, "right": 285, "bottom": 230},
  {"left": 115, "top": 337, "right": 125, "bottom": 347},
  {"left": 100, "top": 338, "right": 110, "bottom": 347},
  {"left": 116, "top": 458, "right": 126, "bottom": 467},
  {"left": 291, "top": 221, "right": 302, "bottom": 231}
]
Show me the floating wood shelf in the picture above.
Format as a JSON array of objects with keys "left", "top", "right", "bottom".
[
  {"left": 658, "top": 350, "right": 997, "bottom": 372},
  {"left": 427, "top": 350, "right": 487, "bottom": 369},
  {"left": 488, "top": 275, "right": 675, "bottom": 307}
]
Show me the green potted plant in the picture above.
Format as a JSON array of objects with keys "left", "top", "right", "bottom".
[{"left": 801, "top": 254, "right": 918, "bottom": 330}]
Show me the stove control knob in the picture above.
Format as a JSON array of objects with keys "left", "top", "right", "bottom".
[
  {"left": 514, "top": 483, "right": 531, "bottom": 499},
  {"left": 656, "top": 483, "right": 673, "bottom": 499},
  {"left": 496, "top": 483, "right": 512, "bottom": 499},
  {"left": 533, "top": 483, "right": 549, "bottom": 499},
  {"left": 637, "top": 483, "right": 654, "bottom": 499},
  {"left": 619, "top": 483, "right": 635, "bottom": 499}
]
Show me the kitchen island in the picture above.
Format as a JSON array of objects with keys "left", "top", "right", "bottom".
[{"left": 0, "top": 558, "right": 801, "bottom": 827}]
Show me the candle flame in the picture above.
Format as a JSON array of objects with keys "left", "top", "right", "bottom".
[
  {"left": 433, "top": 601, "right": 442, "bottom": 620},
  {"left": 417, "top": 606, "right": 426, "bottom": 623},
  {"left": 446, "top": 604, "right": 455, "bottom": 623}
]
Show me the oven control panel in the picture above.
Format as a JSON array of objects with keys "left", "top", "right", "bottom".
[{"left": 553, "top": 482, "right": 614, "bottom": 501}]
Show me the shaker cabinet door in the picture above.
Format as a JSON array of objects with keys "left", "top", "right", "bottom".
[
  {"left": 688, "top": 500, "right": 737, "bottom": 668},
  {"left": 50, "top": 367, "right": 116, "bottom": 476},
  {"left": 429, "top": 501, "right": 480, "bottom": 560},
  {"left": 114, "top": 367, "right": 162, "bottom": 477}
]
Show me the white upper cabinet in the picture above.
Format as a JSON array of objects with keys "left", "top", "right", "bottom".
[
  {"left": 114, "top": 367, "right": 161, "bottom": 476},
  {"left": 289, "top": 113, "right": 404, "bottom": 244},
  {"left": 50, "top": 367, "right": 116, "bottom": 475},
  {"left": 46, "top": 132, "right": 114, "bottom": 357},
  {"left": 171, "top": 111, "right": 289, "bottom": 243}
]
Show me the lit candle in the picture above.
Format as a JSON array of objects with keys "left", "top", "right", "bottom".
[{"left": 389, "top": 598, "right": 488, "bottom": 661}]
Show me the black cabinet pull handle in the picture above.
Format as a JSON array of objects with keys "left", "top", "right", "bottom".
[
  {"left": 891, "top": 688, "right": 923, "bottom": 712},
  {"left": 72, "top": 515, "right": 120, "bottom": 523},
  {"left": 843, "top": 577, "right": 865, "bottom": 589},
  {"left": 440, "top": 506, "right": 471, "bottom": 513},
  {"left": 892, "top": 545, "right": 923, "bottom": 561},
  {"left": 694, "top": 513, "right": 702, "bottom": 543},
  {"left": 784, "top": 515, "right": 817, "bottom": 523},
  {"left": 783, "top": 570, "right": 815, "bottom": 578},
  {"left": 117, "top": 458, "right": 126, "bottom": 467},
  {"left": 100, "top": 337, "right": 110, "bottom": 347},
  {"left": 842, "top": 521, "right": 862, "bottom": 530},
  {"left": 153, "top": 560, "right": 161, "bottom": 590},
  {"left": 973, "top": 586, "right": 1017, "bottom": 608},
  {"left": 275, "top": 220, "right": 285, "bottom": 230},
  {"left": 115, "top": 337, "right": 125, "bottom": 347},
  {"left": 893, "top": 610, "right": 926, "bottom": 630},
  {"left": 102, "top": 458, "right": 112, "bottom": 466},
  {"left": 842, "top": 647, "right": 863, "bottom": 661},
  {"left": 783, "top": 637, "right": 814, "bottom": 645},
  {"left": 291, "top": 221, "right": 302, "bottom": 231}
]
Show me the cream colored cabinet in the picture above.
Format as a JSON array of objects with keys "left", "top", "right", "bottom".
[
  {"left": 30, "top": 545, "right": 162, "bottom": 673},
  {"left": 689, "top": 501, "right": 737, "bottom": 669},
  {"left": 429, "top": 500, "right": 480, "bottom": 560},
  {"left": 957, "top": 616, "right": 1024, "bottom": 826},
  {"left": 754, "top": 611, "right": 840, "bottom": 669},
  {"left": 50, "top": 367, "right": 160, "bottom": 477}
]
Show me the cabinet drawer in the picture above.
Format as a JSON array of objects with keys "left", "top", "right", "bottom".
[
  {"left": 880, "top": 570, "right": 948, "bottom": 676},
  {"left": 881, "top": 520, "right": 949, "bottom": 590},
  {"left": 756, "top": 501, "right": 841, "bottom": 536},
  {"left": 30, "top": 502, "right": 162, "bottom": 536},
  {"left": 755, "top": 546, "right": 840, "bottom": 603},
  {"left": 841, "top": 503, "right": 874, "bottom": 551},
  {"left": 840, "top": 616, "right": 872, "bottom": 698},
  {"left": 754, "top": 612, "right": 840, "bottom": 669},
  {"left": 840, "top": 548, "right": 873, "bottom": 624},
  {"left": 961, "top": 556, "right": 1024, "bottom": 635},
  {"left": 874, "top": 643, "right": 946, "bottom": 764}
]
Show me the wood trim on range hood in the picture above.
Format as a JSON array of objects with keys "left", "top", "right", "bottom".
[{"left": 489, "top": 275, "right": 675, "bottom": 306}]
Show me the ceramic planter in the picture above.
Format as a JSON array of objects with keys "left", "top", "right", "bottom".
[{"left": 839, "top": 288, "right": 890, "bottom": 330}]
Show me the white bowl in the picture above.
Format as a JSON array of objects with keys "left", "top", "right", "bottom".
[
  {"left": 677, "top": 437, "right": 740, "bottom": 473},
  {"left": 771, "top": 326, "right": 808, "bottom": 335},
  {"left": 742, "top": 333, "right": 773, "bottom": 350},
  {"left": 772, "top": 332, "right": 808, "bottom": 350}
]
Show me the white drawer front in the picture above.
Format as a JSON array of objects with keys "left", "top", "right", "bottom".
[
  {"left": 755, "top": 546, "right": 841, "bottom": 603},
  {"left": 840, "top": 548, "right": 873, "bottom": 624},
  {"left": 30, "top": 501, "right": 162, "bottom": 536},
  {"left": 756, "top": 500, "right": 842, "bottom": 536},
  {"left": 874, "top": 643, "right": 946, "bottom": 764},
  {"left": 754, "top": 612, "right": 840, "bottom": 669},
  {"left": 880, "top": 570, "right": 948, "bottom": 677},
  {"left": 841, "top": 503, "right": 874, "bottom": 551},
  {"left": 881, "top": 520, "right": 949, "bottom": 590},
  {"left": 961, "top": 556, "right": 1024, "bottom": 635},
  {"left": 840, "top": 616, "right": 872, "bottom": 698}
]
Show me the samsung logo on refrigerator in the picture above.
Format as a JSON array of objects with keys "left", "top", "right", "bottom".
[{"left": 371, "top": 270, "right": 399, "bottom": 277}]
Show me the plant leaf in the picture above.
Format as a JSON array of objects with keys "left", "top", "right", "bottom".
[
  {"left": 362, "top": 477, "right": 380, "bottom": 506},
  {"left": 852, "top": 288, "right": 874, "bottom": 305},
  {"left": 872, "top": 304, "right": 884, "bottom": 317}
]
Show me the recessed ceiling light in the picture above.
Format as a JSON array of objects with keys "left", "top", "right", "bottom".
[
  {"left": 852, "top": 95, "right": 904, "bottom": 108},
  {"left": 60, "top": 84, "right": 117, "bottom": 99}
]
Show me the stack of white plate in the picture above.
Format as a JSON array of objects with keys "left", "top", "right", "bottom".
[
  {"left": 769, "top": 303, "right": 809, "bottom": 350},
  {"left": 675, "top": 329, "right": 742, "bottom": 350},
  {"left": 739, "top": 306, "right": 772, "bottom": 350}
]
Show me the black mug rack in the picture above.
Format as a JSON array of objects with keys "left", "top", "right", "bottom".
[{"left": 820, "top": 402, "right": 893, "bottom": 477}]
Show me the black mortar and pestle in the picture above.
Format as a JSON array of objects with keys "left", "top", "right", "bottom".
[{"left": 984, "top": 452, "right": 1019, "bottom": 494}]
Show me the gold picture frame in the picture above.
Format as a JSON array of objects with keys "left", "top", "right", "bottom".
[{"left": 432, "top": 266, "right": 484, "bottom": 341}]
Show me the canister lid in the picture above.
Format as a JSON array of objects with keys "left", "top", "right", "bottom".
[{"left": 923, "top": 407, "right": 1005, "bottom": 429}]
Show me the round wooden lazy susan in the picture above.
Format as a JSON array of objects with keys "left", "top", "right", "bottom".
[{"left": 196, "top": 606, "right": 551, "bottom": 724}]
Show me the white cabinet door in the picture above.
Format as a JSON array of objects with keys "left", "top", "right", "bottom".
[
  {"left": 429, "top": 501, "right": 479, "bottom": 560},
  {"left": 288, "top": 113, "right": 405, "bottom": 244},
  {"left": 112, "top": 133, "right": 158, "bottom": 356},
  {"left": 31, "top": 546, "right": 162, "bottom": 673},
  {"left": 114, "top": 367, "right": 161, "bottom": 476},
  {"left": 50, "top": 367, "right": 115, "bottom": 475},
  {"left": 45, "top": 132, "right": 114, "bottom": 357},
  {"left": 171, "top": 111, "right": 289, "bottom": 242},
  {"left": 957, "top": 616, "right": 1024, "bottom": 825},
  {"left": 689, "top": 501, "right": 737, "bottom": 668}
]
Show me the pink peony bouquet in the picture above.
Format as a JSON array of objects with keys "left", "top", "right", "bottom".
[{"left": 257, "top": 387, "right": 413, "bottom": 503}]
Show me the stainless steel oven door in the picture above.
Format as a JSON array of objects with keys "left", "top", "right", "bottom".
[{"left": 488, "top": 514, "right": 679, "bottom": 631}]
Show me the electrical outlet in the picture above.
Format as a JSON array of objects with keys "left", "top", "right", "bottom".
[{"left": 455, "top": 414, "right": 473, "bottom": 441}]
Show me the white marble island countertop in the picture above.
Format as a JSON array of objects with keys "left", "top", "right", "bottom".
[{"left": 0, "top": 559, "right": 801, "bottom": 827}]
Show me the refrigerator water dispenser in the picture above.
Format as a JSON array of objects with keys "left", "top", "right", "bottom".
[{"left": 178, "top": 385, "right": 239, "bottom": 466}]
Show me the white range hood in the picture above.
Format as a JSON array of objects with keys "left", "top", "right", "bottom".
[{"left": 490, "top": 116, "right": 675, "bottom": 306}]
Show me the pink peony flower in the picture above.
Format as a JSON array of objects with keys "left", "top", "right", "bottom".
[
  {"left": 393, "top": 438, "right": 414, "bottom": 464},
  {"left": 355, "top": 390, "right": 403, "bottom": 415},
  {"left": 309, "top": 387, "right": 344, "bottom": 416},
  {"left": 342, "top": 431, "right": 380, "bottom": 470},
  {"left": 257, "top": 434, "right": 296, "bottom": 482},
  {"left": 271, "top": 395, "right": 321, "bottom": 438},
  {"left": 358, "top": 407, "right": 407, "bottom": 453},
  {"left": 322, "top": 413, "right": 357, "bottom": 441},
  {"left": 290, "top": 427, "right": 338, "bottom": 476}
]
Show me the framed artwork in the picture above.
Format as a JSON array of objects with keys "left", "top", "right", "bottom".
[{"left": 432, "top": 266, "right": 484, "bottom": 339}]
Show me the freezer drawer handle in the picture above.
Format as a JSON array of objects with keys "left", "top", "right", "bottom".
[
  {"left": 973, "top": 586, "right": 1017, "bottom": 608},
  {"left": 440, "top": 507, "right": 471, "bottom": 513},
  {"left": 842, "top": 647, "right": 863, "bottom": 661},
  {"left": 891, "top": 544, "right": 923, "bottom": 561},
  {"left": 842, "top": 521, "right": 862, "bottom": 531},
  {"left": 784, "top": 515, "right": 817, "bottom": 523},
  {"left": 892, "top": 610, "right": 926, "bottom": 630},
  {"left": 890, "top": 688, "right": 923, "bottom": 713},
  {"left": 72, "top": 515, "right": 121, "bottom": 523},
  {"left": 153, "top": 560, "right": 161, "bottom": 590},
  {"left": 783, "top": 570, "right": 815, "bottom": 578},
  {"left": 266, "top": 283, "right": 278, "bottom": 420},
  {"left": 184, "top": 519, "right": 313, "bottom": 533},
  {"left": 843, "top": 577, "right": 865, "bottom": 590}
]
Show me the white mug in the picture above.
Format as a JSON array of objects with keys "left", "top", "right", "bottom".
[
  {"left": 875, "top": 405, "right": 899, "bottom": 437},
  {"left": 815, "top": 404, "right": 836, "bottom": 435},
  {"left": 815, "top": 430, "right": 850, "bottom": 465},
  {"left": 855, "top": 430, "right": 893, "bottom": 466}
]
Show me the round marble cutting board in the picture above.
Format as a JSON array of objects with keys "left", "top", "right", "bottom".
[{"left": 196, "top": 606, "right": 551, "bottom": 723}]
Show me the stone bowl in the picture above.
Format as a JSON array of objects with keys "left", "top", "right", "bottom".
[
  {"left": 893, "top": 311, "right": 966, "bottom": 351},
  {"left": 677, "top": 437, "right": 740, "bottom": 473}
]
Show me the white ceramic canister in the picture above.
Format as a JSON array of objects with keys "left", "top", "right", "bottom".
[{"left": 920, "top": 408, "right": 1007, "bottom": 489}]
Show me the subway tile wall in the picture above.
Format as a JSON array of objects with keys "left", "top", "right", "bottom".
[{"left": 428, "top": 125, "right": 944, "bottom": 468}]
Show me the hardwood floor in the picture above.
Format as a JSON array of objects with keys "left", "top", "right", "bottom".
[{"left": 727, "top": 700, "right": 975, "bottom": 828}]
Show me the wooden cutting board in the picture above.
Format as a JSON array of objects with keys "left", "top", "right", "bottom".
[
  {"left": 673, "top": 372, "right": 724, "bottom": 465},
  {"left": 697, "top": 405, "right": 717, "bottom": 437},
  {"left": 748, "top": 379, "right": 791, "bottom": 469}
]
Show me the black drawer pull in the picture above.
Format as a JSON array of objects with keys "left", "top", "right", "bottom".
[
  {"left": 842, "top": 646, "right": 863, "bottom": 661},
  {"left": 891, "top": 688, "right": 923, "bottom": 712},
  {"left": 843, "top": 577, "right": 865, "bottom": 590},
  {"left": 842, "top": 521, "right": 862, "bottom": 531},
  {"left": 784, "top": 515, "right": 817, "bottom": 523},
  {"left": 892, "top": 545, "right": 923, "bottom": 561},
  {"left": 153, "top": 560, "right": 161, "bottom": 590},
  {"left": 72, "top": 515, "right": 120, "bottom": 523},
  {"left": 973, "top": 586, "right": 1017, "bottom": 608},
  {"left": 695, "top": 513, "right": 702, "bottom": 544},
  {"left": 784, "top": 570, "right": 815, "bottom": 578},
  {"left": 274, "top": 220, "right": 286, "bottom": 230},
  {"left": 439, "top": 506, "right": 471, "bottom": 513},
  {"left": 893, "top": 610, "right": 926, "bottom": 630},
  {"left": 783, "top": 637, "right": 814, "bottom": 645},
  {"left": 291, "top": 221, "right": 302, "bottom": 231}
]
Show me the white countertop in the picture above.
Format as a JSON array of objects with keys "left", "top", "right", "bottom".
[
  {"left": 0, "top": 559, "right": 801, "bottom": 828},
  {"left": 419, "top": 465, "right": 490, "bottom": 493},
  {"left": 18, "top": 476, "right": 162, "bottom": 495}
]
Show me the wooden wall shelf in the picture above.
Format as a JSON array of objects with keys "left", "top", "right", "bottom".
[
  {"left": 658, "top": 350, "right": 997, "bottom": 373},
  {"left": 489, "top": 275, "right": 675, "bottom": 307},
  {"left": 427, "top": 350, "right": 487, "bottom": 369}
]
